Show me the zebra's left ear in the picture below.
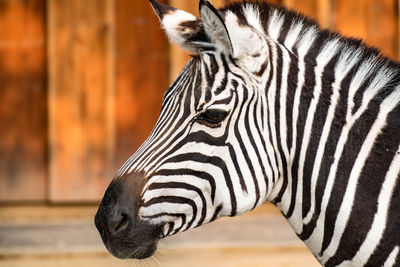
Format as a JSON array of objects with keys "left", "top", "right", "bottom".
[
  {"left": 199, "top": 0, "right": 233, "bottom": 55},
  {"left": 149, "top": 0, "right": 215, "bottom": 52}
]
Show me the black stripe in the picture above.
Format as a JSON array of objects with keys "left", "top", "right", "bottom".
[
  {"left": 299, "top": 56, "right": 351, "bottom": 239},
  {"left": 193, "top": 61, "right": 203, "bottom": 110},
  {"left": 148, "top": 182, "right": 207, "bottom": 227},
  {"left": 295, "top": 53, "right": 338, "bottom": 219},
  {"left": 272, "top": 44, "right": 289, "bottom": 205},
  {"left": 264, "top": 43, "right": 281, "bottom": 186},
  {"left": 284, "top": 51, "right": 298, "bottom": 153},
  {"left": 320, "top": 98, "right": 381, "bottom": 255},
  {"left": 164, "top": 153, "right": 237, "bottom": 216},
  {"left": 210, "top": 204, "right": 223, "bottom": 222},
  {"left": 365, "top": 168, "right": 400, "bottom": 266},
  {"left": 153, "top": 168, "right": 216, "bottom": 203},
  {"left": 143, "top": 196, "right": 198, "bottom": 230},
  {"left": 233, "top": 86, "right": 256, "bottom": 194},
  {"left": 243, "top": 90, "right": 262, "bottom": 208},
  {"left": 277, "top": 10, "right": 294, "bottom": 43},
  {"left": 253, "top": 93, "right": 274, "bottom": 190},
  {"left": 138, "top": 78, "right": 197, "bottom": 167},
  {"left": 325, "top": 104, "right": 400, "bottom": 266},
  {"left": 277, "top": 30, "right": 326, "bottom": 206}
]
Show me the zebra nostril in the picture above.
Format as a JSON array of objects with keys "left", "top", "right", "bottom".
[{"left": 110, "top": 213, "right": 129, "bottom": 235}]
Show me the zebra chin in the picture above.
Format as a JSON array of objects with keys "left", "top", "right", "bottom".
[{"left": 94, "top": 173, "right": 164, "bottom": 259}]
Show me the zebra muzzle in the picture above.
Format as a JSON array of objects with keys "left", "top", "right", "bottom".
[{"left": 95, "top": 175, "right": 163, "bottom": 259}]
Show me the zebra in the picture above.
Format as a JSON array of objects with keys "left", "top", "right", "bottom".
[{"left": 95, "top": 0, "right": 400, "bottom": 265}]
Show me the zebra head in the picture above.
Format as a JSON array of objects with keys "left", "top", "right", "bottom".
[{"left": 95, "top": 0, "right": 273, "bottom": 259}]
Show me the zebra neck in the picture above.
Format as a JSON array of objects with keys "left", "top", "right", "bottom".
[
  {"left": 223, "top": 2, "right": 400, "bottom": 264},
  {"left": 261, "top": 15, "right": 400, "bottom": 230}
]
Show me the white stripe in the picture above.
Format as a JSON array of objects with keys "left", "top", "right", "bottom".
[
  {"left": 136, "top": 84, "right": 193, "bottom": 172},
  {"left": 321, "top": 99, "right": 395, "bottom": 263},
  {"left": 140, "top": 202, "right": 193, "bottom": 226},
  {"left": 275, "top": 45, "right": 293, "bottom": 217},
  {"left": 247, "top": 94, "right": 269, "bottom": 205},
  {"left": 267, "top": 10, "right": 285, "bottom": 40},
  {"left": 242, "top": 4, "right": 263, "bottom": 34},
  {"left": 384, "top": 246, "right": 399, "bottom": 267},
  {"left": 303, "top": 49, "right": 363, "bottom": 224},
  {"left": 305, "top": 63, "right": 397, "bottom": 257},
  {"left": 284, "top": 21, "right": 303, "bottom": 50},
  {"left": 265, "top": 44, "right": 285, "bottom": 205},
  {"left": 288, "top": 39, "right": 340, "bottom": 231},
  {"left": 338, "top": 144, "right": 400, "bottom": 266}
]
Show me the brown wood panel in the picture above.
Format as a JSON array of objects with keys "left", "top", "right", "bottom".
[
  {"left": 266, "top": 0, "right": 283, "bottom": 5},
  {"left": 398, "top": 0, "right": 400, "bottom": 59},
  {"left": 1, "top": 0, "right": 398, "bottom": 203},
  {"left": 0, "top": 0, "right": 46, "bottom": 201},
  {"left": 398, "top": 0, "right": 400, "bottom": 60},
  {"left": 48, "top": 0, "right": 115, "bottom": 202},
  {"left": 114, "top": 0, "right": 169, "bottom": 167},
  {"left": 333, "top": 0, "right": 399, "bottom": 60},
  {"left": 283, "top": 0, "right": 332, "bottom": 28},
  {"left": 284, "top": 0, "right": 317, "bottom": 15}
]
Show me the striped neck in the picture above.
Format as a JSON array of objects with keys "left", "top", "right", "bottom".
[
  {"left": 246, "top": 2, "right": 400, "bottom": 262},
  {"left": 253, "top": 1, "right": 400, "bottom": 212}
]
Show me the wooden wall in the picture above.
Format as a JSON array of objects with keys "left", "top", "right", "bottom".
[
  {"left": 283, "top": 0, "right": 399, "bottom": 61},
  {"left": 0, "top": 0, "right": 399, "bottom": 203},
  {"left": 0, "top": 0, "right": 47, "bottom": 201},
  {"left": 0, "top": 0, "right": 168, "bottom": 202}
]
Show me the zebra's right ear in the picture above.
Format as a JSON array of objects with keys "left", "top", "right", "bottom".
[{"left": 149, "top": 0, "right": 214, "bottom": 52}]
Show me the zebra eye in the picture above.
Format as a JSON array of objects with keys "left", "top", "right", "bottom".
[{"left": 197, "top": 109, "right": 228, "bottom": 127}]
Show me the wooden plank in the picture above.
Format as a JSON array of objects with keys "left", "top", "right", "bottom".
[
  {"left": 363, "top": 0, "right": 399, "bottom": 60},
  {"left": 284, "top": 0, "right": 317, "bottom": 16},
  {"left": 114, "top": 0, "right": 169, "bottom": 167},
  {"left": 283, "top": 0, "right": 332, "bottom": 28},
  {"left": 331, "top": 0, "right": 367, "bottom": 47},
  {"left": 0, "top": 249, "right": 319, "bottom": 267},
  {"left": 0, "top": 204, "right": 319, "bottom": 267},
  {"left": 48, "top": 0, "right": 115, "bottom": 202},
  {"left": 333, "top": 0, "right": 398, "bottom": 60},
  {"left": 316, "top": 0, "right": 332, "bottom": 29},
  {"left": 398, "top": 0, "right": 400, "bottom": 60},
  {"left": 267, "top": 0, "right": 283, "bottom": 5},
  {"left": 0, "top": 0, "right": 46, "bottom": 201}
]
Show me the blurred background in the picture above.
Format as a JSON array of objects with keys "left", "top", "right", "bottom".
[{"left": 0, "top": 0, "right": 399, "bottom": 266}]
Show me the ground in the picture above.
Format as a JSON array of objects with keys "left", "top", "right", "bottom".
[{"left": 0, "top": 204, "right": 320, "bottom": 267}]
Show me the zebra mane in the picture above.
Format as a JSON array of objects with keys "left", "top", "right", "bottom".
[
  {"left": 219, "top": 1, "right": 400, "bottom": 100},
  {"left": 221, "top": 1, "right": 393, "bottom": 63}
]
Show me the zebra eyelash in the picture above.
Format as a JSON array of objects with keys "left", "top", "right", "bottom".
[{"left": 194, "top": 109, "right": 229, "bottom": 128}]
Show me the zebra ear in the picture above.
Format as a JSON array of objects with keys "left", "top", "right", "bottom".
[
  {"left": 199, "top": 0, "right": 265, "bottom": 61},
  {"left": 149, "top": 0, "right": 214, "bottom": 52},
  {"left": 199, "top": 0, "right": 233, "bottom": 55}
]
